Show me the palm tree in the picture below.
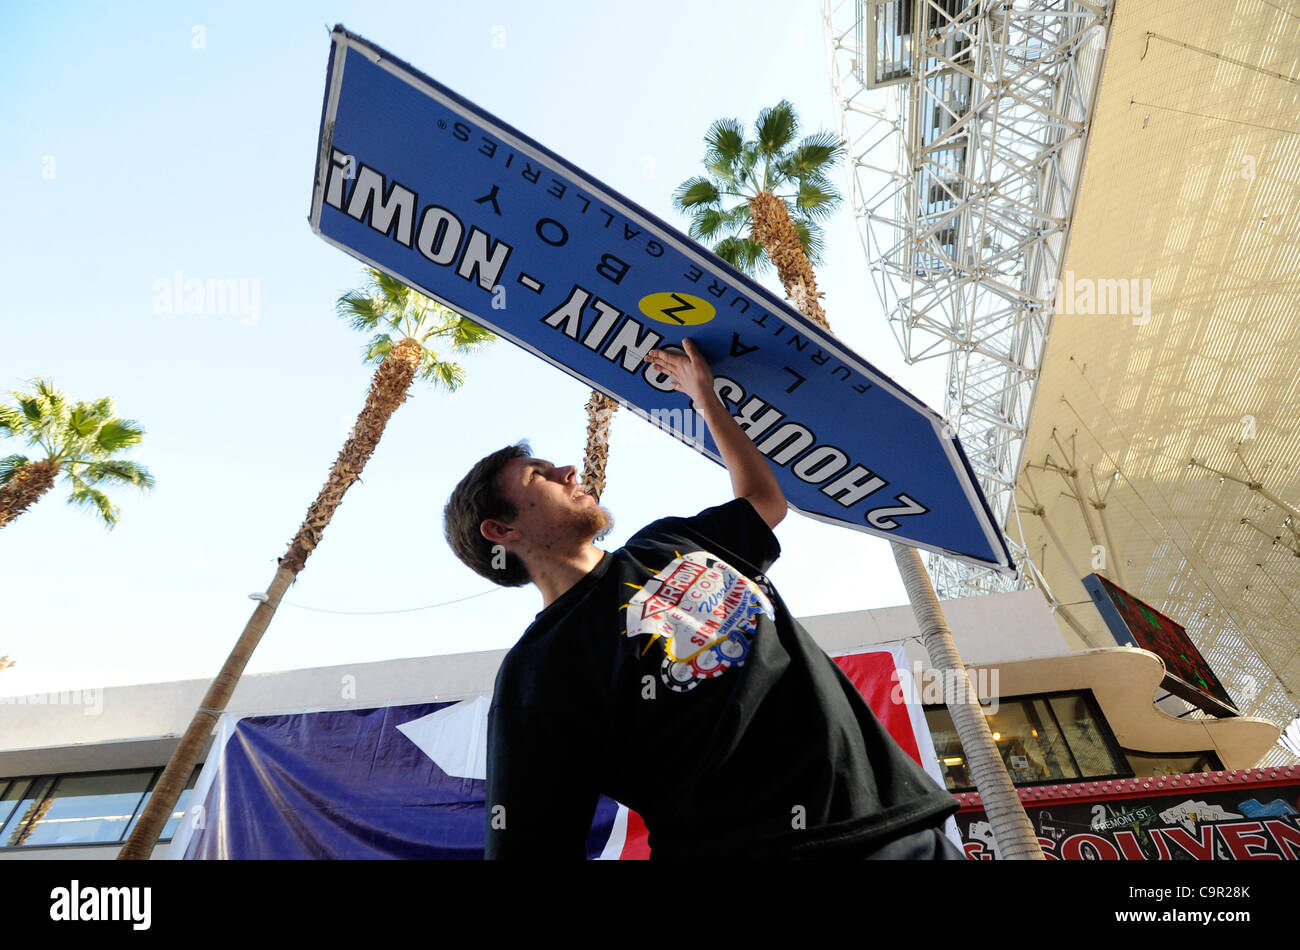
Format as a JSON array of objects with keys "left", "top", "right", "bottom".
[
  {"left": 674, "top": 102, "right": 1043, "bottom": 859},
  {"left": 117, "top": 269, "right": 496, "bottom": 859},
  {"left": 0, "top": 379, "right": 154, "bottom": 530},
  {"left": 673, "top": 100, "right": 841, "bottom": 330},
  {"left": 580, "top": 389, "right": 618, "bottom": 503},
  {"left": 581, "top": 103, "right": 842, "bottom": 502}
]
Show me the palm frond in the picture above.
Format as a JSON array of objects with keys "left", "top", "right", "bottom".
[
  {"left": 772, "top": 160, "right": 822, "bottom": 192},
  {"left": 784, "top": 131, "right": 843, "bottom": 178},
  {"left": 754, "top": 100, "right": 798, "bottom": 156},
  {"left": 31, "top": 378, "right": 66, "bottom": 419},
  {"left": 336, "top": 289, "right": 385, "bottom": 332},
  {"left": 94, "top": 420, "right": 145, "bottom": 454},
  {"left": 16, "top": 394, "right": 46, "bottom": 426},
  {"left": 67, "top": 403, "right": 101, "bottom": 439},
  {"left": 690, "top": 207, "right": 736, "bottom": 242},
  {"left": 713, "top": 236, "right": 768, "bottom": 277},
  {"left": 447, "top": 314, "right": 497, "bottom": 351},
  {"left": 793, "top": 179, "right": 841, "bottom": 221},
  {"left": 80, "top": 459, "right": 155, "bottom": 489},
  {"left": 340, "top": 270, "right": 498, "bottom": 380},
  {"left": 703, "top": 117, "right": 746, "bottom": 163},
  {"left": 0, "top": 454, "right": 30, "bottom": 486},
  {"left": 362, "top": 332, "right": 395, "bottom": 365},
  {"left": 672, "top": 176, "right": 721, "bottom": 211},
  {"left": 737, "top": 143, "right": 765, "bottom": 192},
  {"left": 66, "top": 483, "right": 119, "bottom": 528},
  {"left": 695, "top": 203, "right": 754, "bottom": 242},
  {"left": 371, "top": 269, "right": 414, "bottom": 312},
  {"left": 703, "top": 156, "right": 742, "bottom": 189},
  {"left": 723, "top": 203, "right": 752, "bottom": 230},
  {"left": 792, "top": 219, "right": 827, "bottom": 266},
  {"left": 419, "top": 354, "right": 467, "bottom": 391},
  {"left": 0, "top": 403, "right": 27, "bottom": 436}
]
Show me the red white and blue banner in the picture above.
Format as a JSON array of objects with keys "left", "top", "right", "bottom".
[
  {"left": 307, "top": 26, "right": 1014, "bottom": 574},
  {"left": 168, "top": 647, "right": 952, "bottom": 859}
]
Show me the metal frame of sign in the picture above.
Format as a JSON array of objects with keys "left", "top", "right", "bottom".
[{"left": 308, "top": 25, "right": 1016, "bottom": 576}]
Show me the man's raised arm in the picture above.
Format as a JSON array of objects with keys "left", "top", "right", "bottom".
[{"left": 644, "top": 338, "right": 787, "bottom": 529}]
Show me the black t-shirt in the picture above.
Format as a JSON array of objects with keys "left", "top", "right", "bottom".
[{"left": 485, "top": 496, "right": 958, "bottom": 859}]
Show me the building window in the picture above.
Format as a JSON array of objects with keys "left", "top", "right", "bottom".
[
  {"left": 1048, "top": 693, "right": 1121, "bottom": 778},
  {"left": 0, "top": 776, "right": 33, "bottom": 837},
  {"left": 1123, "top": 748, "right": 1222, "bottom": 777},
  {"left": 11, "top": 770, "right": 153, "bottom": 847},
  {"left": 125, "top": 769, "right": 202, "bottom": 842},
  {"left": 0, "top": 766, "right": 201, "bottom": 850},
  {"left": 925, "top": 691, "right": 1130, "bottom": 792},
  {"left": 1, "top": 776, "right": 57, "bottom": 847}
]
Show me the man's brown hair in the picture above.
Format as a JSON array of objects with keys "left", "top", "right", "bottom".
[{"left": 443, "top": 441, "right": 532, "bottom": 587}]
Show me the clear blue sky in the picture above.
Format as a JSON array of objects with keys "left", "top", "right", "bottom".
[{"left": 0, "top": 1, "right": 947, "bottom": 696}]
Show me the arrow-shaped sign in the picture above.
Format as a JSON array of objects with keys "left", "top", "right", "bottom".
[{"left": 309, "top": 26, "right": 1015, "bottom": 574}]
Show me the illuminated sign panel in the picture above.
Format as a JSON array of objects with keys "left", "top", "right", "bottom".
[{"left": 1083, "top": 573, "right": 1237, "bottom": 716}]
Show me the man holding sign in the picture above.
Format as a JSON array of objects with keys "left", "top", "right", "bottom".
[{"left": 443, "top": 338, "right": 962, "bottom": 859}]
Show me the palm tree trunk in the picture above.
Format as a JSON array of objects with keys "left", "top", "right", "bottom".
[
  {"left": 10, "top": 794, "right": 56, "bottom": 846},
  {"left": 751, "top": 194, "right": 1043, "bottom": 859},
  {"left": 580, "top": 389, "right": 618, "bottom": 503},
  {"left": 892, "top": 542, "right": 1042, "bottom": 858},
  {"left": 748, "top": 191, "right": 831, "bottom": 331},
  {"left": 0, "top": 457, "right": 60, "bottom": 529},
  {"left": 117, "top": 337, "right": 424, "bottom": 859},
  {"left": 116, "top": 561, "right": 296, "bottom": 859}
]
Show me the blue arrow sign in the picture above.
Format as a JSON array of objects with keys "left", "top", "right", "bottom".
[{"left": 309, "top": 26, "right": 1015, "bottom": 574}]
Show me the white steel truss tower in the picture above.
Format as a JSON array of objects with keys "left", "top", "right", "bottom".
[{"left": 823, "top": 0, "right": 1113, "bottom": 610}]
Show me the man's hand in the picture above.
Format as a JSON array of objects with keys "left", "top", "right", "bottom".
[
  {"left": 644, "top": 337, "right": 786, "bottom": 530},
  {"left": 643, "top": 338, "right": 717, "bottom": 411}
]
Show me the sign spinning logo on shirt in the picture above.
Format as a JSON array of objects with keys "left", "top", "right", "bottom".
[
  {"left": 624, "top": 552, "right": 774, "bottom": 693},
  {"left": 308, "top": 26, "right": 1016, "bottom": 575}
]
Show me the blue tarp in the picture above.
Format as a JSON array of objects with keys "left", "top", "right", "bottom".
[{"left": 170, "top": 699, "right": 623, "bottom": 859}]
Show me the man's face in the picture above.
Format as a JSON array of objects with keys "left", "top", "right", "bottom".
[{"left": 487, "top": 456, "right": 613, "bottom": 548}]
